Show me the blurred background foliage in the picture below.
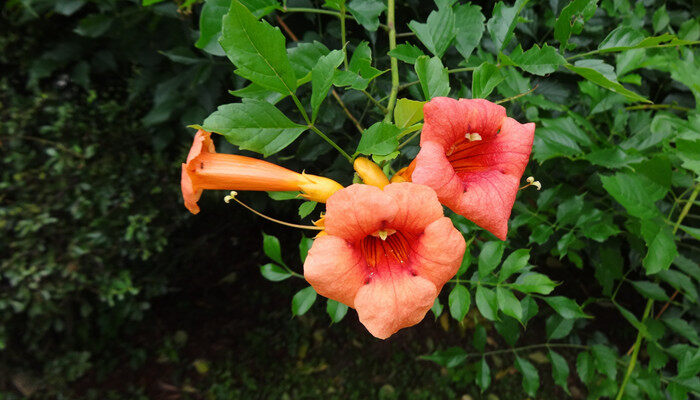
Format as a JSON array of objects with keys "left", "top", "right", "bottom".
[{"left": 1, "top": 0, "right": 699, "bottom": 399}]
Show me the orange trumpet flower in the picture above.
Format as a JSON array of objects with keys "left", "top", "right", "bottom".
[{"left": 181, "top": 130, "right": 343, "bottom": 214}]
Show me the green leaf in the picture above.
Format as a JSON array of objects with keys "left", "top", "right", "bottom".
[
  {"left": 543, "top": 296, "right": 588, "bottom": 319},
  {"left": 333, "top": 70, "right": 369, "bottom": 90},
  {"left": 323, "top": 0, "right": 345, "bottom": 10},
  {"left": 565, "top": 60, "right": 650, "bottom": 103},
  {"left": 598, "top": 30, "right": 689, "bottom": 53},
  {"left": 326, "top": 299, "right": 348, "bottom": 323},
  {"left": 298, "top": 201, "right": 317, "bottom": 219},
  {"left": 496, "top": 287, "right": 522, "bottom": 321},
  {"left": 549, "top": 350, "right": 571, "bottom": 394},
  {"left": 510, "top": 44, "right": 566, "bottom": 76},
  {"left": 291, "top": 286, "right": 317, "bottom": 316},
  {"left": 288, "top": 41, "right": 330, "bottom": 78},
  {"left": 310, "top": 50, "right": 344, "bottom": 122},
  {"left": 473, "top": 324, "right": 487, "bottom": 351},
  {"left": 220, "top": 0, "right": 297, "bottom": 95},
  {"left": 546, "top": 314, "right": 574, "bottom": 340},
  {"left": 240, "top": 0, "right": 280, "bottom": 17},
  {"left": 472, "top": 62, "right": 504, "bottom": 99},
  {"left": 476, "top": 357, "right": 491, "bottom": 392},
  {"left": 74, "top": 14, "right": 112, "bottom": 38},
  {"left": 449, "top": 284, "right": 471, "bottom": 321},
  {"left": 348, "top": 42, "right": 384, "bottom": 82},
  {"left": 600, "top": 173, "right": 661, "bottom": 219},
  {"left": 520, "top": 296, "right": 539, "bottom": 325},
  {"left": 576, "top": 351, "right": 594, "bottom": 385},
  {"left": 630, "top": 281, "right": 669, "bottom": 301},
  {"left": 356, "top": 121, "right": 400, "bottom": 156},
  {"left": 414, "top": 56, "right": 450, "bottom": 100},
  {"left": 499, "top": 249, "right": 530, "bottom": 282},
  {"left": 388, "top": 43, "right": 425, "bottom": 64},
  {"left": 652, "top": 5, "right": 669, "bottom": 33},
  {"left": 674, "top": 255, "right": 700, "bottom": 282},
  {"left": 663, "top": 317, "right": 700, "bottom": 345},
  {"left": 230, "top": 83, "right": 285, "bottom": 104},
  {"left": 431, "top": 298, "right": 443, "bottom": 319},
  {"left": 259, "top": 263, "right": 292, "bottom": 281},
  {"left": 195, "top": 0, "right": 229, "bottom": 56},
  {"left": 640, "top": 219, "right": 677, "bottom": 275},
  {"left": 486, "top": 0, "right": 529, "bottom": 52},
  {"left": 591, "top": 344, "right": 617, "bottom": 380},
  {"left": 554, "top": 0, "right": 598, "bottom": 50},
  {"left": 513, "top": 273, "right": 557, "bottom": 294},
  {"left": 594, "top": 245, "right": 623, "bottom": 295},
  {"left": 515, "top": 356, "right": 539, "bottom": 397},
  {"left": 262, "top": 232, "right": 284, "bottom": 265},
  {"left": 421, "top": 347, "right": 468, "bottom": 368},
  {"left": 299, "top": 236, "right": 313, "bottom": 263},
  {"left": 657, "top": 269, "right": 698, "bottom": 303},
  {"left": 394, "top": 98, "right": 425, "bottom": 129},
  {"left": 346, "top": 0, "right": 386, "bottom": 31},
  {"left": 408, "top": 7, "right": 455, "bottom": 58},
  {"left": 454, "top": 3, "right": 485, "bottom": 61},
  {"left": 478, "top": 241, "right": 505, "bottom": 279},
  {"left": 475, "top": 286, "right": 498, "bottom": 321},
  {"left": 201, "top": 100, "right": 307, "bottom": 157},
  {"left": 676, "top": 139, "right": 700, "bottom": 177}
]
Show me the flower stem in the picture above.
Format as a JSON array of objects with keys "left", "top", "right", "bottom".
[
  {"left": 383, "top": 0, "right": 399, "bottom": 123},
  {"left": 291, "top": 93, "right": 353, "bottom": 163},
  {"left": 340, "top": 5, "right": 348, "bottom": 70}
]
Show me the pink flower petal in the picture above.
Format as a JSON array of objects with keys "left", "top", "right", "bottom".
[
  {"left": 421, "top": 98, "right": 506, "bottom": 148},
  {"left": 324, "top": 184, "right": 398, "bottom": 242},
  {"left": 383, "top": 182, "right": 444, "bottom": 234},
  {"left": 304, "top": 235, "right": 366, "bottom": 307},
  {"left": 413, "top": 217, "right": 467, "bottom": 289}
]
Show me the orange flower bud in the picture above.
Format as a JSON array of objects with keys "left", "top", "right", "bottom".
[
  {"left": 353, "top": 157, "right": 390, "bottom": 189},
  {"left": 297, "top": 173, "right": 344, "bottom": 203}
]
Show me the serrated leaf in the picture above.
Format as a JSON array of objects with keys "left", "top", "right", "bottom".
[
  {"left": 74, "top": 14, "right": 112, "bottom": 38},
  {"left": 496, "top": 287, "right": 522, "bottom": 321},
  {"left": 549, "top": 350, "right": 571, "bottom": 394},
  {"left": 487, "top": 0, "right": 529, "bottom": 52},
  {"left": 259, "top": 263, "right": 292, "bottom": 281},
  {"left": 652, "top": 6, "right": 669, "bottom": 33},
  {"left": 554, "top": 0, "right": 598, "bottom": 50},
  {"left": 388, "top": 43, "right": 425, "bottom": 64},
  {"left": 576, "top": 351, "right": 594, "bottom": 385},
  {"left": 543, "top": 296, "right": 588, "bottom": 319},
  {"left": 663, "top": 317, "right": 700, "bottom": 345},
  {"left": 513, "top": 273, "right": 557, "bottom": 294},
  {"left": 262, "top": 232, "right": 284, "bottom": 265},
  {"left": 195, "top": 0, "right": 229, "bottom": 56},
  {"left": 414, "top": 56, "right": 450, "bottom": 100},
  {"left": 323, "top": 0, "right": 345, "bottom": 10},
  {"left": 408, "top": 7, "right": 455, "bottom": 58},
  {"left": 478, "top": 241, "right": 505, "bottom": 279},
  {"left": 347, "top": 0, "right": 386, "bottom": 31},
  {"left": 500, "top": 249, "right": 530, "bottom": 282},
  {"left": 220, "top": 0, "right": 296, "bottom": 95},
  {"left": 449, "top": 284, "right": 471, "bottom": 321},
  {"left": 240, "top": 0, "right": 280, "bottom": 17},
  {"left": 291, "top": 286, "right": 317, "bottom": 316},
  {"left": 356, "top": 121, "right": 400, "bottom": 156},
  {"left": 640, "top": 219, "right": 677, "bottom": 275},
  {"left": 201, "top": 100, "right": 307, "bottom": 156},
  {"left": 394, "top": 98, "right": 425, "bottom": 129},
  {"left": 566, "top": 60, "right": 650, "bottom": 103},
  {"left": 510, "top": 44, "right": 566, "bottom": 76},
  {"left": 515, "top": 356, "right": 539, "bottom": 397},
  {"left": 288, "top": 41, "right": 330, "bottom": 78},
  {"left": 472, "top": 62, "right": 504, "bottom": 98},
  {"left": 311, "top": 50, "right": 344, "bottom": 122},
  {"left": 348, "top": 42, "right": 383, "bottom": 81},
  {"left": 454, "top": 3, "right": 484, "bottom": 61},
  {"left": 326, "top": 299, "right": 348, "bottom": 322},
  {"left": 475, "top": 286, "right": 498, "bottom": 321},
  {"left": 600, "top": 172, "right": 661, "bottom": 219},
  {"left": 591, "top": 344, "right": 617, "bottom": 380},
  {"left": 298, "top": 201, "right": 317, "bottom": 219},
  {"left": 333, "top": 70, "right": 369, "bottom": 90}
]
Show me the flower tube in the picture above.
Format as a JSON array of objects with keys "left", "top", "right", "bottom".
[
  {"left": 181, "top": 130, "right": 342, "bottom": 214},
  {"left": 410, "top": 98, "right": 535, "bottom": 240},
  {"left": 303, "top": 183, "right": 466, "bottom": 339}
]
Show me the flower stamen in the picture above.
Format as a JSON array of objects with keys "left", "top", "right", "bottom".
[{"left": 224, "top": 191, "right": 323, "bottom": 230}]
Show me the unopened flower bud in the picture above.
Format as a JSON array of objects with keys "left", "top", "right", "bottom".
[
  {"left": 353, "top": 157, "right": 390, "bottom": 189},
  {"left": 298, "top": 173, "right": 343, "bottom": 203}
]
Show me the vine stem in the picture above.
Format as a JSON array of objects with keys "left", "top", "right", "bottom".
[
  {"left": 340, "top": 5, "right": 348, "bottom": 70},
  {"left": 615, "top": 299, "right": 653, "bottom": 400},
  {"left": 437, "top": 343, "right": 590, "bottom": 360},
  {"left": 566, "top": 41, "right": 700, "bottom": 61},
  {"left": 291, "top": 93, "right": 353, "bottom": 163},
  {"left": 383, "top": 0, "right": 399, "bottom": 122}
]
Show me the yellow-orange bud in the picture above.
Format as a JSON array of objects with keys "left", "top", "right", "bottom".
[
  {"left": 353, "top": 157, "right": 390, "bottom": 189},
  {"left": 297, "top": 173, "right": 343, "bottom": 203}
]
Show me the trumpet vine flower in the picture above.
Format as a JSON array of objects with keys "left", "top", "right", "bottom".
[
  {"left": 181, "top": 130, "right": 343, "bottom": 214},
  {"left": 303, "top": 183, "right": 466, "bottom": 339},
  {"left": 411, "top": 98, "right": 535, "bottom": 240}
]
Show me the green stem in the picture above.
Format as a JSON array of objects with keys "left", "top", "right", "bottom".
[
  {"left": 447, "top": 66, "right": 477, "bottom": 74},
  {"left": 397, "top": 129, "right": 421, "bottom": 149},
  {"left": 309, "top": 125, "right": 354, "bottom": 163},
  {"left": 455, "top": 343, "right": 590, "bottom": 359},
  {"left": 383, "top": 0, "right": 399, "bottom": 122},
  {"left": 567, "top": 41, "right": 700, "bottom": 61},
  {"left": 340, "top": 6, "right": 348, "bottom": 70},
  {"left": 361, "top": 89, "right": 388, "bottom": 113},
  {"left": 283, "top": 7, "right": 348, "bottom": 18},
  {"left": 615, "top": 299, "right": 653, "bottom": 400},
  {"left": 673, "top": 183, "right": 700, "bottom": 234}
]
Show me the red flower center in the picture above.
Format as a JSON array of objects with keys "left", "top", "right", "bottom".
[
  {"left": 359, "top": 230, "right": 417, "bottom": 282},
  {"left": 445, "top": 136, "right": 492, "bottom": 174}
]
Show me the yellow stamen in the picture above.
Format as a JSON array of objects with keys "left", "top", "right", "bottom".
[{"left": 224, "top": 191, "right": 322, "bottom": 230}]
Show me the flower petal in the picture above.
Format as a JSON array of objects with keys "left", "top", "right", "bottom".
[
  {"left": 324, "top": 184, "right": 398, "bottom": 242},
  {"left": 382, "top": 182, "right": 444, "bottom": 234},
  {"left": 353, "top": 272, "right": 437, "bottom": 339},
  {"left": 304, "top": 235, "right": 366, "bottom": 307},
  {"left": 412, "top": 217, "right": 466, "bottom": 289},
  {"left": 421, "top": 98, "right": 507, "bottom": 148},
  {"left": 411, "top": 140, "right": 463, "bottom": 207}
]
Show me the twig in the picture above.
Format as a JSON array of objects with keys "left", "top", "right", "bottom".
[
  {"left": 496, "top": 85, "right": 538, "bottom": 104},
  {"left": 383, "top": 0, "right": 399, "bottom": 122},
  {"left": 332, "top": 89, "right": 364, "bottom": 134}
]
